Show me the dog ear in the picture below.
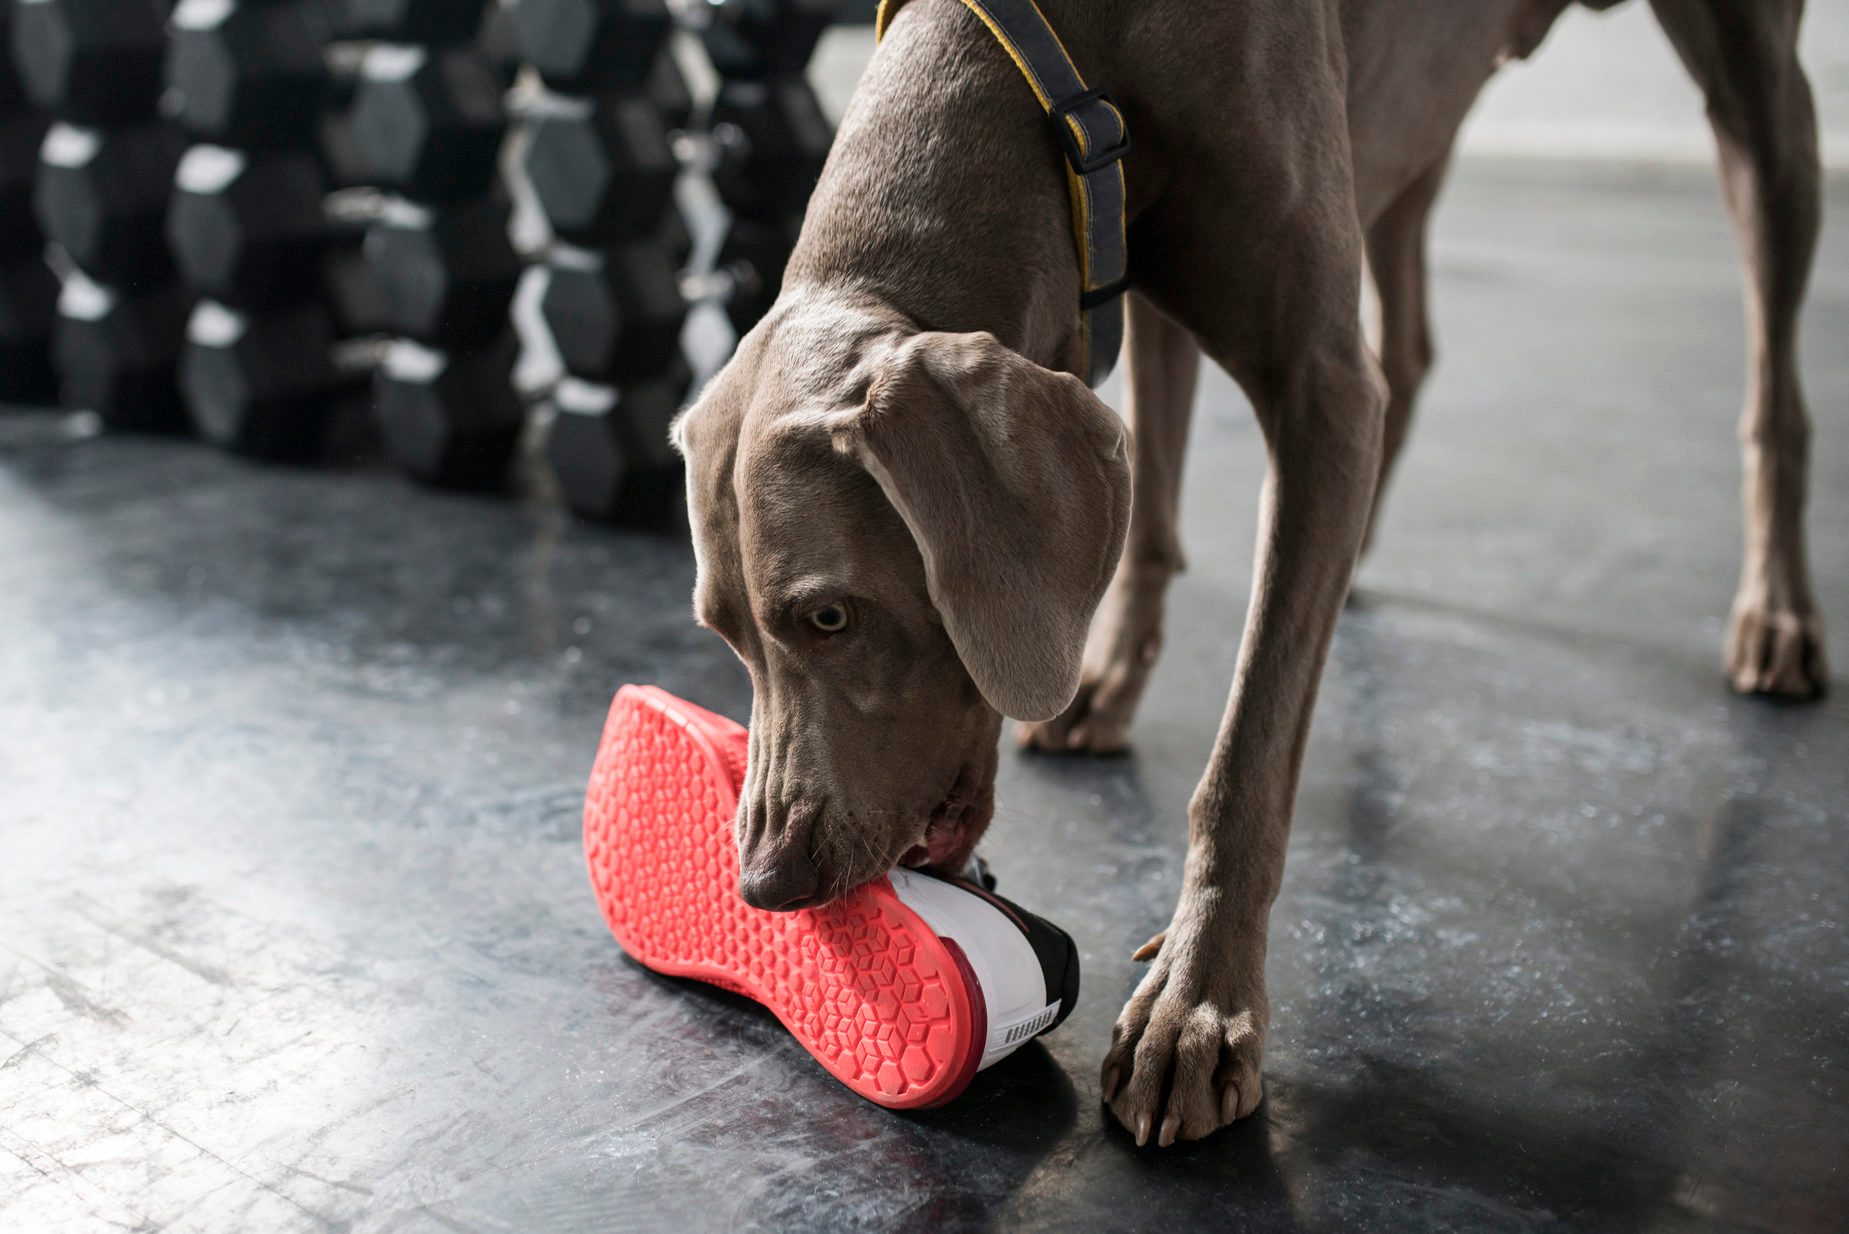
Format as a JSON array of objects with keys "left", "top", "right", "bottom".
[{"left": 831, "top": 331, "right": 1131, "bottom": 721}]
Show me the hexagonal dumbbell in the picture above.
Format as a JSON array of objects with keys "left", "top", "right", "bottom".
[
  {"left": 539, "top": 218, "right": 787, "bottom": 386},
  {"left": 697, "top": 218, "right": 793, "bottom": 338},
  {"left": 0, "top": 254, "right": 59, "bottom": 404},
  {"left": 693, "top": 0, "right": 836, "bottom": 81},
  {"left": 0, "top": 110, "right": 47, "bottom": 256},
  {"left": 362, "top": 195, "right": 521, "bottom": 349},
  {"left": 351, "top": 44, "right": 507, "bottom": 204},
  {"left": 52, "top": 271, "right": 189, "bottom": 430},
  {"left": 179, "top": 299, "right": 371, "bottom": 459},
  {"left": 34, "top": 121, "right": 180, "bottom": 284},
  {"left": 10, "top": 0, "right": 168, "bottom": 126},
  {"left": 703, "top": 77, "right": 831, "bottom": 229},
  {"left": 543, "top": 361, "right": 690, "bottom": 526},
  {"left": 0, "top": 15, "right": 20, "bottom": 110},
  {"left": 539, "top": 243, "right": 685, "bottom": 384},
  {"left": 522, "top": 79, "right": 829, "bottom": 246},
  {"left": 164, "top": 0, "right": 335, "bottom": 148},
  {"left": 372, "top": 332, "right": 528, "bottom": 489},
  {"left": 346, "top": 0, "right": 494, "bottom": 47},
  {"left": 168, "top": 145, "right": 331, "bottom": 308},
  {"left": 520, "top": 92, "right": 675, "bottom": 247},
  {"left": 510, "top": 0, "right": 671, "bottom": 95}
]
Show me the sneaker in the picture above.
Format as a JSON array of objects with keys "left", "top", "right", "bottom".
[{"left": 582, "top": 684, "right": 1079, "bottom": 1109}]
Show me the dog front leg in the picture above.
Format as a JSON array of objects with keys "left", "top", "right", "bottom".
[
  {"left": 1020, "top": 293, "right": 1200, "bottom": 753},
  {"left": 1102, "top": 336, "right": 1384, "bottom": 1145}
]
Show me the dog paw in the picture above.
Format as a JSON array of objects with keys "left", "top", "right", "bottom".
[
  {"left": 1100, "top": 927, "right": 1267, "bottom": 1147},
  {"left": 1017, "top": 680, "right": 1132, "bottom": 755},
  {"left": 1017, "top": 642, "right": 1161, "bottom": 755},
  {"left": 1726, "top": 598, "right": 1828, "bottom": 700}
]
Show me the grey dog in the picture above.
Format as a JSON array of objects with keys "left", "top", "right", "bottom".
[{"left": 671, "top": 0, "right": 1827, "bottom": 1146}]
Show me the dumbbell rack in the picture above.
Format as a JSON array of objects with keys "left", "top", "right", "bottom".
[
  {"left": 2, "top": 0, "right": 847, "bottom": 528},
  {"left": 511, "top": 0, "right": 836, "bottom": 525},
  {"left": 165, "top": 0, "right": 378, "bottom": 459},
  {"left": 512, "top": 0, "right": 694, "bottom": 526},
  {"left": 14, "top": 0, "right": 190, "bottom": 430},
  {"left": 350, "top": 0, "right": 528, "bottom": 489}
]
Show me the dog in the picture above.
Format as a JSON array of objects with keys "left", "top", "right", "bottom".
[{"left": 670, "top": 0, "right": 1828, "bottom": 1146}]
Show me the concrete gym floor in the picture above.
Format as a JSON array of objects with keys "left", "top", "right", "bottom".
[{"left": 3, "top": 155, "right": 1847, "bottom": 1231}]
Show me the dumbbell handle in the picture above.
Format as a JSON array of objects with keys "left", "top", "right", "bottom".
[
  {"left": 669, "top": 126, "right": 751, "bottom": 176},
  {"left": 322, "top": 188, "right": 542, "bottom": 257},
  {"left": 678, "top": 260, "right": 772, "bottom": 308}
]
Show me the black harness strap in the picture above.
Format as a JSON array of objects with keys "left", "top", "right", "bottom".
[{"left": 876, "top": 0, "right": 1130, "bottom": 386}]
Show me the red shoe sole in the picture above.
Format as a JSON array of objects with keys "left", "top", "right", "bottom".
[{"left": 582, "top": 685, "right": 986, "bottom": 1109}]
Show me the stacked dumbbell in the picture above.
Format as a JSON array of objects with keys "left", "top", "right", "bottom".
[
  {"left": 511, "top": 0, "right": 834, "bottom": 525},
  {"left": 164, "top": 0, "right": 385, "bottom": 459},
  {"left": 511, "top": 0, "right": 689, "bottom": 526},
  {"left": 0, "top": 12, "right": 56, "bottom": 405},
  {"left": 13, "top": 0, "right": 190, "bottom": 429},
  {"left": 347, "top": 0, "right": 527, "bottom": 489}
]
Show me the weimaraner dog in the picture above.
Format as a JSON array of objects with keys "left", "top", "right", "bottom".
[{"left": 672, "top": 0, "right": 1827, "bottom": 1145}]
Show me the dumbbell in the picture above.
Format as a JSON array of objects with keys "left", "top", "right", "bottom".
[
  {"left": 163, "top": 0, "right": 342, "bottom": 150},
  {"left": 541, "top": 218, "right": 790, "bottom": 387},
  {"left": 169, "top": 164, "right": 525, "bottom": 473},
  {"left": 531, "top": 223, "right": 794, "bottom": 524},
  {"left": 52, "top": 271, "right": 189, "bottom": 429},
  {"left": 0, "top": 102, "right": 44, "bottom": 231},
  {"left": 521, "top": 76, "right": 827, "bottom": 246},
  {"left": 178, "top": 291, "right": 531, "bottom": 483},
  {"left": 33, "top": 121, "right": 181, "bottom": 286},
  {"left": 509, "top": 0, "right": 672, "bottom": 96},
  {"left": 348, "top": 37, "right": 693, "bottom": 219},
  {"left": 511, "top": 0, "right": 829, "bottom": 93},
  {"left": 371, "top": 336, "right": 693, "bottom": 509},
  {"left": 9, "top": 0, "right": 168, "bottom": 126},
  {"left": 1, "top": 50, "right": 57, "bottom": 403},
  {"left": 168, "top": 149, "right": 519, "bottom": 346},
  {"left": 684, "top": 0, "right": 837, "bottom": 82},
  {"left": 351, "top": 43, "right": 508, "bottom": 204},
  {"left": 543, "top": 365, "right": 690, "bottom": 527},
  {"left": 180, "top": 298, "right": 409, "bottom": 460},
  {"left": 372, "top": 331, "right": 529, "bottom": 488},
  {"left": 346, "top": 0, "right": 495, "bottom": 47},
  {"left": 172, "top": 28, "right": 509, "bottom": 207},
  {"left": 0, "top": 255, "right": 59, "bottom": 404}
]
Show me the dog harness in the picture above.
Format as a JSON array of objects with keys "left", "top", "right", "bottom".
[{"left": 875, "top": 0, "right": 1131, "bottom": 387}]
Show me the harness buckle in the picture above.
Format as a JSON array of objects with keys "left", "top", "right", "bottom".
[{"left": 1050, "top": 86, "right": 1131, "bottom": 175}]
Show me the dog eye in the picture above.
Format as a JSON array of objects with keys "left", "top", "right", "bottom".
[{"left": 808, "top": 604, "right": 850, "bottom": 634}]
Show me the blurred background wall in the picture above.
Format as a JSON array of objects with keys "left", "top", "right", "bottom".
[
  {"left": 814, "top": 2, "right": 1849, "bottom": 168},
  {"left": 1461, "top": 1, "right": 1848, "bottom": 167}
]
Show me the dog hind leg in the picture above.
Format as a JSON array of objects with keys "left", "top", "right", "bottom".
[
  {"left": 1651, "top": 0, "right": 1828, "bottom": 698},
  {"left": 1019, "top": 292, "right": 1201, "bottom": 753},
  {"left": 1361, "top": 150, "right": 1451, "bottom": 553}
]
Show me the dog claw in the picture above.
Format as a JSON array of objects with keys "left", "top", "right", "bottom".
[
  {"left": 1221, "top": 1081, "right": 1239, "bottom": 1125},
  {"left": 1131, "top": 932, "right": 1165, "bottom": 962},
  {"left": 1135, "top": 1112, "right": 1152, "bottom": 1147},
  {"left": 1159, "top": 1112, "right": 1180, "bottom": 1148},
  {"left": 1102, "top": 1065, "right": 1121, "bottom": 1100}
]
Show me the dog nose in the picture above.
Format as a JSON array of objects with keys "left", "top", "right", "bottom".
[{"left": 739, "top": 856, "right": 820, "bottom": 912}]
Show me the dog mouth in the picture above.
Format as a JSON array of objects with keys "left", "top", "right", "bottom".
[{"left": 899, "top": 763, "right": 988, "bottom": 873}]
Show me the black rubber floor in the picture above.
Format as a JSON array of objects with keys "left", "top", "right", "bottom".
[{"left": 3, "top": 159, "right": 1845, "bottom": 1232}]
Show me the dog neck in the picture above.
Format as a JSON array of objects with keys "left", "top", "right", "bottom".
[{"left": 785, "top": 0, "right": 1087, "bottom": 378}]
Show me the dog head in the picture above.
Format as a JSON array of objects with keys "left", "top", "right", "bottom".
[{"left": 674, "top": 295, "right": 1130, "bottom": 909}]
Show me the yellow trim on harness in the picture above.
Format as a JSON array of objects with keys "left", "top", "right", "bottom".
[{"left": 875, "top": 0, "right": 1128, "bottom": 383}]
